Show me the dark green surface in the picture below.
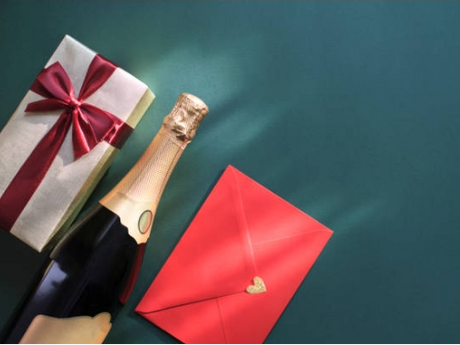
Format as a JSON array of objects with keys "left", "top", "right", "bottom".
[{"left": 1, "top": 1, "right": 460, "bottom": 343}]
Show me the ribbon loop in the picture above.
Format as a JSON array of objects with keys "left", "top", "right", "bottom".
[{"left": 29, "top": 62, "right": 76, "bottom": 102}]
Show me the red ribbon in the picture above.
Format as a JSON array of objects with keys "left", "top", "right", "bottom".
[{"left": 0, "top": 55, "right": 133, "bottom": 231}]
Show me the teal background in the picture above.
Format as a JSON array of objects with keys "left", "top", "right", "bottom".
[{"left": 1, "top": 1, "right": 460, "bottom": 343}]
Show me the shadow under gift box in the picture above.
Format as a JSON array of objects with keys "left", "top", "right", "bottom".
[{"left": 0, "top": 35, "right": 154, "bottom": 252}]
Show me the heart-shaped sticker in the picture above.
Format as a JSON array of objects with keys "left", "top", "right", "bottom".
[{"left": 246, "top": 276, "right": 267, "bottom": 294}]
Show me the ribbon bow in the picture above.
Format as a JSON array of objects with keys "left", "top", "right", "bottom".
[
  {"left": 26, "top": 55, "right": 131, "bottom": 160},
  {"left": 0, "top": 55, "right": 133, "bottom": 231}
]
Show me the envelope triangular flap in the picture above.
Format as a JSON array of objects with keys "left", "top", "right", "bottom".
[
  {"left": 136, "top": 166, "right": 257, "bottom": 313},
  {"left": 232, "top": 165, "right": 329, "bottom": 246}
]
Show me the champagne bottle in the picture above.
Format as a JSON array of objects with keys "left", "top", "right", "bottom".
[{"left": 1, "top": 93, "right": 209, "bottom": 344}]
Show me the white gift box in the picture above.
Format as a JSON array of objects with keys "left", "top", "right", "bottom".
[{"left": 0, "top": 35, "right": 154, "bottom": 252}]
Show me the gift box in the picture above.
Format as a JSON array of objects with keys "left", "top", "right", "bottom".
[{"left": 0, "top": 35, "right": 155, "bottom": 252}]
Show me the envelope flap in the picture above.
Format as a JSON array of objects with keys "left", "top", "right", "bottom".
[
  {"left": 233, "top": 165, "right": 331, "bottom": 245},
  {"left": 137, "top": 166, "right": 257, "bottom": 313}
]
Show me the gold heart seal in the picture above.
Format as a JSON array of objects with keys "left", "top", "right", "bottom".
[{"left": 246, "top": 276, "right": 267, "bottom": 294}]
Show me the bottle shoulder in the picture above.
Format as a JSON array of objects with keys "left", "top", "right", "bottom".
[{"left": 51, "top": 204, "right": 137, "bottom": 264}]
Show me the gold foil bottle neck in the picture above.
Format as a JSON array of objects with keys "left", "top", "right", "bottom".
[
  {"left": 100, "top": 93, "right": 209, "bottom": 244},
  {"left": 163, "top": 93, "right": 209, "bottom": 144}
]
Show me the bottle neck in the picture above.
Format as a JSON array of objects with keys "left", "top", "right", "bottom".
[{"left": 99, "top": 125, "right": 186, "bottom": 244}]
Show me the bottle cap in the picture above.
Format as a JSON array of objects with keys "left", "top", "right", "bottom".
[{"left": 163, "top": 93, "right": 209, "bottom": 143}]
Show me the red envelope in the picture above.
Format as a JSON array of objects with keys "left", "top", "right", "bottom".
[{"left": 136, "top": 165, "right": 333, "bottom": 344}]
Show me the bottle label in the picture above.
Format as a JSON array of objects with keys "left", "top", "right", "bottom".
[
  {"left": 99, "top": 192, "right": 155, "bottom": 244},
  {"left": 19, "top": 313, "right": 112, "bottom": 344}
]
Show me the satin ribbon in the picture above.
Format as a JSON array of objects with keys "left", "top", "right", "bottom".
[
  {"left": 119, "top": 243, "right": 147, "bottom": 305},
  {"left": 0, "top": 55, "right": 133, "bottom": 231}
]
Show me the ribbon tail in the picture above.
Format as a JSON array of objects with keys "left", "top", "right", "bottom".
[
  {"left": 119, "top": 243, "right": 147, "bottom": 305},
  {"left": 25, "top": 99, "right": 68, "bottom": 113},
  {"left": 0, "top": 112, "right": 72, "bottom": 231},
  {"left": 72, "top": 109, "right": 98, "bottom": 160}
]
